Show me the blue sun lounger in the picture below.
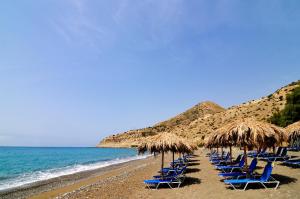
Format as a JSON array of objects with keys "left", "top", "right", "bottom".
[
  {"left": 153, "top": 172, "right": 183, "bottom": 180},
  {"left": 209, "top": 150, "right": 225, "bottom": 158},
  {"left": 155, "top": 166, "right": 187, "bottom": 178},
  {"left": 171, "top": 160, "right": 187, "bottom": 168},
  {"left": 218, "top": 158, "right": 257, "bottom": 179},
  {"left": 288, "top": 146, "right": 300, "bottom": 151},
  {"left": 144, "top": 177, "right": 183, "bottom": 189},
  {"left": 283, "top": 159, "right": 300, "bottom": 167},
  {"left": 248, "top": 148, "right": 267, "bottom": 158},
  {"left": 215, "top": 154, "right": 243, "bottom": 167},
  {"left": 216, "top": 157, "right": 245, "bottom": 172},
  {"left": 261, "top": 147, "right": 289, "bottom": 162},
  {"left": 211, "top": 153, "right": 230, "bottom": 164},
  {"left": 259, "top": 147, "right": 282, "bottom": 158},
  {"left": 210, "top": 152, "right": 228, "bottom": 161},
  {"left": 161, "top": 165, "right": 187, "bottom": 175},
  {"left": 184, "top": 154, "right": 194, "bottom": 159},
  {"left": 224, "top": 162, "right": 280, "bottom": 190}
]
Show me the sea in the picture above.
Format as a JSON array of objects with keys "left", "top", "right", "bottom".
[{"left": 0, "top": 147, "right": 147, "bottom": 191}]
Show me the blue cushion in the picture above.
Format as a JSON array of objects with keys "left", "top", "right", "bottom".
[
  {"left": 218, "top": 172, "right": 246, "bottom": 177},
  {"left": 144, "top": 179, "right": 172, "bottom": 184},
  {"left": 224, "top": 179, "right": 258, "bottom": 184}
]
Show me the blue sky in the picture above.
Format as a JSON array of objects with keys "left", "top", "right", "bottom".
[{"left": 0, "top": 0, "right": 300, "bottom": 146}]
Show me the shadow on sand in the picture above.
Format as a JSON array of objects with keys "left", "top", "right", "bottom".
[
  {"left": 189, "top": 154, "right": 200, "bottom": 157},
  {"left": 182, "top": 177, "right": 201, "bottom": 187},
  {"left": 188, "top": 162, "right": 200, "bottom": 166},
  {"left": 272, "top": 174, "right": 297, "bottom": 185},
  {"left": 279, "top": 164, "right": 300, "bottom": 169},
  {"left": 188, "top": 159, "right": 200, "bottom": 163},
  {"left": 255, "top": 166, "right": 264, "bottom": 170},
  {"left": 185, "top": 168, "right": 201, "bottom": 174}
]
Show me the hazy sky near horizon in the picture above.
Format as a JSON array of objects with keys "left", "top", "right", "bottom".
[{"left": 0, "top": 0, "right": 300, "bottom": 146}]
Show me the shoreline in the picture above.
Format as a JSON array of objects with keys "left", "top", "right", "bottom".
[
  {"left": 2, "top": 149, "right": 299, "bottom": 199},
  {"left": 0, "top": 155, "right": 151, "bottom": 199}
]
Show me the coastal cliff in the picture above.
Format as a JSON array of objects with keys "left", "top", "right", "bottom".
[{"left": 98, "top": 81, "right": 300, "bottom": 148}]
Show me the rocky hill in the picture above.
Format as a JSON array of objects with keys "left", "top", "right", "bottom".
[
  {"left": 97, "top": 80, "right": 300, "bottom": 147},
  {"left": 98, "top": 101, "right": 225, "bottom": 147}
]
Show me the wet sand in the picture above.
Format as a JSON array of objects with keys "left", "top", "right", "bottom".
[{"left": 3, "top": 149, "right": 300, "bottom": 199}]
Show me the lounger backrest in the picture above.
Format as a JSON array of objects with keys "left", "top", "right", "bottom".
[
  {"left": 176, "top": 166, "right": 187, "bottom": 174},
  {"left": 248, "top": 158, "right": 258, "bottom": 173},
  {"left": 238, "top": 156, "right": 245, "bottom": 167},
  {"left": 276, "top": 147, "right": 283, "bottom": 156},
  {"left": 260, "top": 162, "right": 273, "bottom": 182},
  {"left": 280, "top": 147, "right": 287, "bottom": 157},
  {"left": 225, "top": 153, "right": 230, "bottom": 160},
  {"left": 235, "top": 154, "right": 242, "bottom": 162}
]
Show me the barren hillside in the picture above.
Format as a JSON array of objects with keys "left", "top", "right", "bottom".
[
  {"left": 98, "top": 101, "right": 225, "bottom": 147},
  {"left": 98, "top": 81, "right": 300, "bottom": 147}
]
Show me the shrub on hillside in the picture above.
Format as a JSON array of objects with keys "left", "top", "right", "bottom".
[{"left": 269, "top": 84, "right": 300, "bottom": 127}]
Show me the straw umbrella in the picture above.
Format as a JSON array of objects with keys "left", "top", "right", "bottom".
[
  {"left": 189, "top": 142, "right": 198, "bottom": 151},
  {"left": 286, "top": 121, "right": 300, "bottom": 148},
  {"left": 212, "top": 118, "right": 286, "bottom": 171},
  {"left": 215, "top": 126, "right": 236, "bottom": 163},
  {"left": 178, "top": 136, "right": 198, "bottom": 157},
  {"left": 206, "top": 129, "right": 233, "bottom": 161},
  {"left": 138, "top": 132, "right": 193, "bottom": 174},
  {"left": 205, "top": 131, "right": 221, "bottom": 157}
]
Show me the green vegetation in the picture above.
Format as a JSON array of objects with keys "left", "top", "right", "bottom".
[
  {"left": 267, "top": 94, "right": 273, "bottom": 99},
  {"left": 269, "top": 85, "right": 300, "bottom": 127}
]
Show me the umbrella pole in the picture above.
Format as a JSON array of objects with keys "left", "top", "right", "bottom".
[
  {"left": 243, "top": 145, "right": 248, "bottom": 174},
  {"left": 172, "top": 151, "right": 175, "bottom": 168},
  {"left": 161, "top": 150, "right": 164, "bottom": 177},
  {"left": 221, "top": 147, "right": 224, "bottom": 160},
  {"left": 229, "top": 145, "right": 232, "bottom": 163}
]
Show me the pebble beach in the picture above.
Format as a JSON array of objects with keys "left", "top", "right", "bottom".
[{"left": 3, "top": 148, "right": 298, "bottom": 199}]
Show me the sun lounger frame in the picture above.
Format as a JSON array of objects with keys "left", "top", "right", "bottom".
[
  {"left": 144, "top": 178, "right": 183, "bottom": 189},
  {"left": 227, "top": 175, "right": 280, "bottom": 191}
]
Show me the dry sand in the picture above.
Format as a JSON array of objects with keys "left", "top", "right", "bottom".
[{"left": 26, "top": 148, "right": 300, "bottom": 199}]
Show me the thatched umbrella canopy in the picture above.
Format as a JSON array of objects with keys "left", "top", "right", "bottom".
[
  {"left": 216, "top": 126, "right": 236, "bottom": 162},
  {"left": 205, "top": 126, "right": 236, "bottom": 161},
  {"left": 205, "top": 127, "right": 233, "bottom": 159},
  {"left": 286, "top": 121, "right": 300, "bottom": 147},
  {"left": 209, "top": 118, "right": 286, "bottom": 170},
  {"left": 190, "top": 142, "right": 198, "bottom": 151},
  {"left": 205, "top": 131, "right": 221, "bottom": 156},
  {"left": 138, "top": 132, "right": 194, "bottom": 173},
  {"left": 179, "top": 136, "right": 198, "bottom": 154}
]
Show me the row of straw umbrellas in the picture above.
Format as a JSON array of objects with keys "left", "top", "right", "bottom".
[
  {"left": 138, "top": 118, "right": 300, "bottom": 174},
  {"left": 205, "top": 119, "right": 300, "bottom": 170},
  {"left": 138, "top": 133, "right": 197, "bottom": 173}
]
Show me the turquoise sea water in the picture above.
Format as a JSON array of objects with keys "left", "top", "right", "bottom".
[{"left": 0, "top": 147, "right": 145, "bottom": 191}]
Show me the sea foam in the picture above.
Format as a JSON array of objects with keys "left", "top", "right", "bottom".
[{"left": 0, "top": 154, "right": 149, "bottom": 191}]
